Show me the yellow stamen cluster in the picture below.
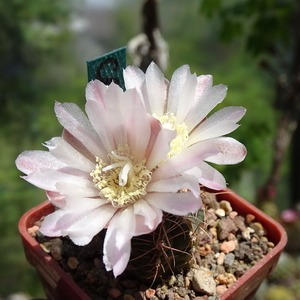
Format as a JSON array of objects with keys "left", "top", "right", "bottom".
[
  {"left": 90, "top": 145, "right": 152, "bottom": 207},
  {"left": 154, "top": 112, "right": 189, "bottom": 157}
]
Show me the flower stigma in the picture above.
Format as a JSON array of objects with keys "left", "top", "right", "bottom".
[
  {"left": 153, "top": 112, "right": 189, "bottom": 157},
  {"left": 90, "top": 145, "right": 152, "bottom": 207}
]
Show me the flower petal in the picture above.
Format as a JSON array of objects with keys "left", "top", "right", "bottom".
[
  {"left": 54, "top": 102, "right": 102, "bottom": 157},
  {"left": 184, "top": 163, "right": 226, "bottom": 190},
  {"left": 22, "top": 168, "right": 91, "bottom": 192},
  {"left": 40, "top": 204, "right": 117, "bottom": 246},
  {"left": 148, "top": 174, "right": 200, "bottom": 197},
  {"left": 103, "top": 207, "right": 135, "bottom": 276},
  {"left": 205, "top": 137, "right": 247, "bottom": 165},
  {"left": 167, "top": 65, "right": 191, "bottom": 114},
  {"left": 146, "top": 128, "right": 176, "bottom": 170},
  {"left": 66, "top": 204, "right": 116, "bottom": 245},
  {"left": 85, "top": 79, "right": 107, "bottom": 107},
  {"left": 123, "top": 65, "right": 145, "bottom": 90},
  {"left": 16, "top": 150, "right": 66, "bottom": 175},
  {"left": 151, "top": 140, "right": 220, "bottom": 182},
  {"left": 188, "top": 106, "right": 246, "bottom": 145},
  {"left": 46, "top": 191, "right": 66, "bottom": 208},
  {"left": 186, "top": 83, "right": 228, "bottom": 131},
  {"left": 144, "top": 62, "right": 166, "bottom": 116},
  {"left": 133, "top": 199, "right": 162, "bottom": 235},
  {"left": 44, "top": 137, "right": 95, "bottom": 172},
  {"left": 175, "top": 72, "right": 197, "bottom": 125},
  {"left": 145, "top": 192, "right": 201, "bottom": 215}
]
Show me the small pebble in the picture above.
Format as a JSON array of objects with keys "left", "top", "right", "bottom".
[
  {"left": 229, "top": 211, "right": 238, "bottom": 219},
  {"left": 233, "top": 216, "right": 247, "bottom": 231},
  {"left": 168, "top": 275, "right": 176, "bottom": 286},
  {"left": 227, "top": 233, "right": 236, "bottom": 241},
  {"left": 216, "top": 285, "right": 228, "bottom": 295},
  {"left": 219, "top": 200, "right": 233, "bottom": 215},
  {"left": 43, "top": 238, "right": 63, "bottom": 261},
  {"left": 224, "top": 253, "right": 235, "bottom": 267},
  {"left": 184, "top": 276, "right": 190, "bottom": 289},
  {"left": 217, "top": 252, "right": 225, "bottom": 265},
  {"left": 217, "top": 218, "right": 238, "bottom": 240},
  {"left": 220, "top": 240, "right": 236, "bottom": 254},
  {"left": 67, "top": 257, "right": 79, "bottom": 270},
  {"left": 216, "top": 273, "right": 237, "bottom": 285},
  {"left": 215, "top": 208, "right": 226, "bottom": 218},
  {"left": 145, "top": 288, "right": 156, "bottom": 299},
  {"left": 108, "top": 288, "right": 122, "bottom": 299},
  {"left": 192, "top": 267, "right": 216, "bottom": 296},
  {"left": 245, "top": 214, "right": 255, "bottom": 224},
  {"left": 242, "top": 227, "right": 255, "bottom": 240},
  {"left": 250, "top": 222, "right": 265, "bottom": 236},
  {"left": 209, "top": 227, "right": 217, "bottom": 238},
  {"left": 27, "top": 225, "right": 40, "bottom": 237}
]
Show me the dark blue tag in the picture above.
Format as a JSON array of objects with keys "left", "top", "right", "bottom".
[{"left": 86, "top": 47, "right": 126, "bottom": 90}]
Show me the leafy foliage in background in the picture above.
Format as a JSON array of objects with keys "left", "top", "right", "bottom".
[
  {"left": 200, "top": 0, "right": 300, "bottom": 208},
  {"left": 0, "top": 0, "right": 87, "bottom": 298},
  {"left": 200, "top": 0, "right": 293, "bottom": 55}
]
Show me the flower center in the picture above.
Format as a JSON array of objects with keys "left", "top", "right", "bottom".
[
  {"left": 90, "top": 145, "right": 152, "bottom": 207},
  {"left": 154, "top": 112, "right": 189, "bottom": 157}
]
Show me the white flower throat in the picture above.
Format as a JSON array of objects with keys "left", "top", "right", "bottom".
[
  {"left": 90, "top": 145, "right": 152, "bottom": 207},
  {"left": 154, "top": 112, "right": 189, "bottom": 157}
]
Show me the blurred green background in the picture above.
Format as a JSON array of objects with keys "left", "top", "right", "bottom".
[{"left": 1, "top": 0, "right": 299, "bottom": 299}]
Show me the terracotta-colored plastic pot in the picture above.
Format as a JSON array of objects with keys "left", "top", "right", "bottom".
[{"left": 18, "top": 189, "right": 287, "bottom": 300}]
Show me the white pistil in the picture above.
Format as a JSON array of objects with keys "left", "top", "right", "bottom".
[{"left": 90, "top": 145, "right": 152, "bottom": 207}]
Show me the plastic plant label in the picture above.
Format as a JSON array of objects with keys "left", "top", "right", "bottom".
[{"left": 86, "top": 47, "right": 126, "bottom": 90}]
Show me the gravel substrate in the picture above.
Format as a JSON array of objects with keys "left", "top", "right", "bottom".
[{"left": 29, "top": 191, "right": 274, "bottom": 300}]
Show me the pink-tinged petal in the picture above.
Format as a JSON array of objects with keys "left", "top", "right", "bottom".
[
  {"left": 205, "top": 137, "right": 247, "bottom": 165},
  {"left": 85, "top": 79, "right": 107, "bottom": 107},
  {"left": 46, "top": 191, "right": 66, "bottom": 208},
  {"left": 66, "top": 204, "right": 116, "bottom": 245},
  {"left": 103, "top": 207, "right": 135, "bottom": 276},
  {"left": 145, "top": 192, "right": 201, "bottom": 215},
  {"left": 188, "top": 106, "right": 246, "bottom": 145},
  {"left": 146, "top": 128, "right": 176, "bottom": 170},
  {"left": 144, "top": 115, "right": 162, "bottom": 161},
  {"left": 123, "top": 65, "right": 145, "bottom": 90},
  {"left": 175, "top": 73, "right": 197, "bottom": 124},
  {"left": 167, "top": 65, "right": 191, "bottom": 114},
  {"left": 151, "top": 140, "right": 220, "bottom": 182},
  {"left": 54, "top": 102, "right": 102, "bottom": 157},
  {"left": 144, "top": 62, "right": 166, "bottom": 116},
  {"left": 85, "top": 98, "right": 116, "bottom": 153},
  {"left": 22, "top": 168, "right": 91, "bottom": 192},
  {"left": 122, "top": 89, "right": 151, "bottom": 161},
  {"left": 62, "top": 129, "right": 95, "bottom": 162},
  {"left": 185, "top": 163, "right": 226, "bottom": 190},
  {"left": 104, "top": 238, "right": 131, "bottom": 278},
  {"left": 193, "top": 75, "right": 213, "bottom": 107},
  {"left": 44, "top": 137, "right": 95, "bottom": 172},
  {"left": 40, "top": 204, "right": 117, "bottom": 246},
  {"left": 56, "top": 181, "right": 100, "bottom": 203},
  {"left": 148, "top": 174, "right": 200, "bottom": 198},
  {"left": 16, "top": 150, "right": 66, "bottom": 175},
  {"left": 186, "top": 84, "right": 228, "bottom": 131},
  {"left": 133, "top": 199, "right": 162, "bottom": 235}
]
